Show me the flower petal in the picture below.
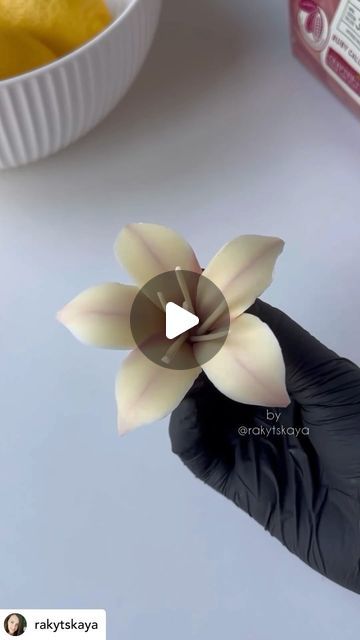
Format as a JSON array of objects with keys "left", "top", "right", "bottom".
[
  {"left": 194, "top": 313, "right": 290, "bottom": 407},
  {"left": 116, "top": 345, "right": 201, "bottom": 434},
  {"left": 57, "top": 283, "right": 137, "bottom": 349},
  {"left": 200, "top": 235, "right": 285, "bottom": 320},
  {"left": 114, "top": 223, "right": 202, "bottom": 287}
]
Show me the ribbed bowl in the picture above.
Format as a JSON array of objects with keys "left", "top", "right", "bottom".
[{"left": 0, "top": 0, "right": 162, "bottom": 169}]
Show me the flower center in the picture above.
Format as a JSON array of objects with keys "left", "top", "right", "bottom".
[{"left": 158, "top": 266, "right": 229, "bottom": 364}]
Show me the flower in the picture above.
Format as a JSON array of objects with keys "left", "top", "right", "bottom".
[{"left": 57, "top": 223, "right": 291, "bottom": 434}]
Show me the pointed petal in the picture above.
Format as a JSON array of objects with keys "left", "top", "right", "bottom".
[
  {"left": 114, "top": 223, "right": 201, "bottom": 287},
  {"left": 116, "top": 345, "right": 201, "bottom": 434},
  {"left": 57, "top": 283, "right": 137, "bottom": 349},
  {"left": 200, "top": 235, "right": 285, "bottom": 320},
  {"left": 194, "top": 313, "right": 290, "bottom": 407}
]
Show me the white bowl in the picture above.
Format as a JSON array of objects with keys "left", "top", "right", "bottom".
[{"left": 0, "top": 0, "right": 162, "bottom": 169}]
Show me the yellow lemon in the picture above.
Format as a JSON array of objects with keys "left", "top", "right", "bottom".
[
  {"left": 0, "top": 27, "right": 57, "bottom": 80},
  {"left": 0, "top": 0, "right": 112, "bottom": 57}
]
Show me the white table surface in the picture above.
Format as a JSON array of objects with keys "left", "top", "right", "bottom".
[{"left": 1, "top": 0, "right": 359, "bottom": 638}]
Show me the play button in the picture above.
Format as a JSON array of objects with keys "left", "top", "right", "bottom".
[
  {"left": 165, "top": 302, "right": 199, "bottom": 339},
  {"left": 130, "top": 269, "right": 230, "bottom": 370}
]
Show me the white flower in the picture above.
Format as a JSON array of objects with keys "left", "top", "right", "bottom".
[{"left": 57, "top": 223, "right": 290, "bottom": 434}]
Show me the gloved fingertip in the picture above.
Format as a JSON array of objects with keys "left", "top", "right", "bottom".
[{"left": 169, "top": 396, "right": 202, "bottom": 457}]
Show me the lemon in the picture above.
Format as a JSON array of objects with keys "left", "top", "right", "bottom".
[
  {"left": 0, "top": 27, "right": 57, "bottom": 80},
  {"left": 0, "top": 0, "right": 112, "bottom": 57}
]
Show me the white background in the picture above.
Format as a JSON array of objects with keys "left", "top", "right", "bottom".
[{"left": 1, "top": 0, "right": 359, "bottom": 638}]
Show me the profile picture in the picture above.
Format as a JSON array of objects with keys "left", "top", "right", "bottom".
[{"left": 3, "top": 613, "right": 27, "bottom": 636}]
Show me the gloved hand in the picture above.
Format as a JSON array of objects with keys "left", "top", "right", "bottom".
[{"left": 169, "top": 297, "right": 360, "bottom": 594}]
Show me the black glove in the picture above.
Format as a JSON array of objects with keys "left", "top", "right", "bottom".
[{"left": 169, "top": 297, "right": 360, "bottom": 594}]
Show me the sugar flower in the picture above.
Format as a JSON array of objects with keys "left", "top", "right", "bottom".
[{"left": 57, "top": 223, "right": 290, "bottom": 434}]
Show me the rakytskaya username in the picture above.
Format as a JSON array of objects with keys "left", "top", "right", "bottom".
[{"left": 34, "top": 618, "right": 98, "bottom": 632}]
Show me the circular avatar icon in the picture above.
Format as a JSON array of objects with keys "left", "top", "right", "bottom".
[
  {"left": 297, "top": 2, "right": 329, "bottom": 51},
  {"left": 4, "top": 612, "right": 27, "bottom": 636},
  {"left": 130, "top": 270, "right": 230, "bottom": 370}
]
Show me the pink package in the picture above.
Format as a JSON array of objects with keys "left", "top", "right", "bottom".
[{"left": 289, "top": 0, "right": 360, "bottom": 119}]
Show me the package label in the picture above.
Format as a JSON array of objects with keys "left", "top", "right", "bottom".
[
  {"left": 321, "top": 0, "right": 360, "bottom": 103},
  {"left": 296, "top": 0, "right": 360, "bottom": 105}
]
